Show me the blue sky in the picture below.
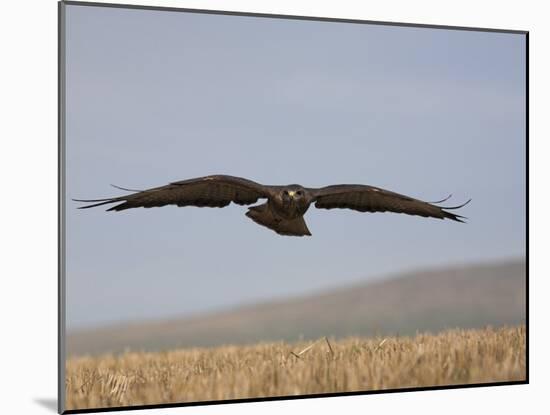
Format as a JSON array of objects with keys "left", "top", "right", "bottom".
[{"left": 64, "top": 4, "right": 526, "bottom": 329}]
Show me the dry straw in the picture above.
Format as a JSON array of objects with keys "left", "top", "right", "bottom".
[{"left": 66, "top": 325, "right": 526, "bottom": 410}]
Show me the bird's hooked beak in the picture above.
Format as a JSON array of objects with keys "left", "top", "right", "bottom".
[{"left": 288, "top": 190, "right": 296, "bottom": 198}]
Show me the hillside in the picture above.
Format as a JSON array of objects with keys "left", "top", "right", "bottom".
[{"left": 67, "top": 259, "right": 526, "bottom": 356}]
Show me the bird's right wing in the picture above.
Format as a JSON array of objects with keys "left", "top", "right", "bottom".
[
  {"left": 73, "top": 175, "right": 270, "bottom": 211},
  {"left": 309, "top": 184, "right": 470, "bottom": 222}
]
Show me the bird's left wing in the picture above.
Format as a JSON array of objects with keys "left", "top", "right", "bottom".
[
  {"left": 73, "top": 175, "right": 270, "bottom": 211},
  {"left": 308, "top": 184, "right": 470, "bottom": 222}
]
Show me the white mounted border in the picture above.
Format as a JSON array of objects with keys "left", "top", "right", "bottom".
[{"left": 1, "top": 1, "right": 544, "bottom": 415}]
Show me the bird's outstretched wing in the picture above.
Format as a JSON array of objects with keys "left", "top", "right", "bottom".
[
  {"left": 73, "top": 175, "right": 269, "bottom": 211},
  {"left": 308, "top": 184, "right": 470, "bottom": 222}
]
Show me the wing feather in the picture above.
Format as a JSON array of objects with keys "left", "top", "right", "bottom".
[
  {"left": 309, "top": 184, "right": 469, "bottom": 222},
  {"left": 74, "top": 175, "right": 269, "bottom": 211}
]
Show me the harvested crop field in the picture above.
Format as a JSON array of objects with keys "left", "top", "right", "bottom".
[{"left": 65, "top": 325, "right": 526, "bottom": 411}]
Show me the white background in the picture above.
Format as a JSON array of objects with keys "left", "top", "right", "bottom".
[{"left": 0, "top": 0, "right": 542, "bottom": 414}]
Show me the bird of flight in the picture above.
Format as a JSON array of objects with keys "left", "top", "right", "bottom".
[{"left": 74, "top": 174, "right": 470, "bottom": 237}]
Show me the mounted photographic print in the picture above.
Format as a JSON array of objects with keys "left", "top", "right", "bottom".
[{"left": 59, "top": 1, "right": 528, "bottom": 413}]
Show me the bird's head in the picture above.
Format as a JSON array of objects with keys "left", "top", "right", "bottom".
[
  {"left": 278, "top": 185, "right": 310, "bottom": 215},
  {"left": 281, "top": 185, "right": 306, "bottom": 200}
]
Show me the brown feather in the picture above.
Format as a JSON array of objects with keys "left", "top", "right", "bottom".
[
  {"left": 310, "top": 184, "right": 468, "bottom": 222},
  {"left": 74, "top": 175, "right": 268, "bottom": 211},
  {"left": 245, "top": 203, "right": 312, "bottom": 236}
]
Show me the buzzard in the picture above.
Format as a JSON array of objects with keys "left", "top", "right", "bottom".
[{"left": 74, "top": 174, "right": 470, "bottom": 237}]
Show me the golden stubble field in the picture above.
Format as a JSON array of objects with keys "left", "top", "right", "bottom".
[{"left": 65, "top": 325, "right": 526, "bottom": 410}]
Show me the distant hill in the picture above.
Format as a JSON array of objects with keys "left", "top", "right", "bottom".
[{"left": 67, "top": 259, "right": 526, "bottom": 356}]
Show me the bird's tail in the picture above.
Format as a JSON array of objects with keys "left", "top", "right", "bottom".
[{"left": 246, "top": 204, "right": 312, "bottom": 236}]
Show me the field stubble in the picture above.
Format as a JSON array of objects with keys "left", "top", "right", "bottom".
[{"left": 66, "top": 325, "right": 526, "bottom": 410}]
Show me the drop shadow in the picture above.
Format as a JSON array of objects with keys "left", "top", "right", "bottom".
[{"left": 34, "top": 398, "right": 57, "bottom": 412}]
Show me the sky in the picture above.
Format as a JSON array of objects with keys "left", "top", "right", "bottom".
[{"left": 64, "top": 4, "right": 526, "bottom": 330}]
